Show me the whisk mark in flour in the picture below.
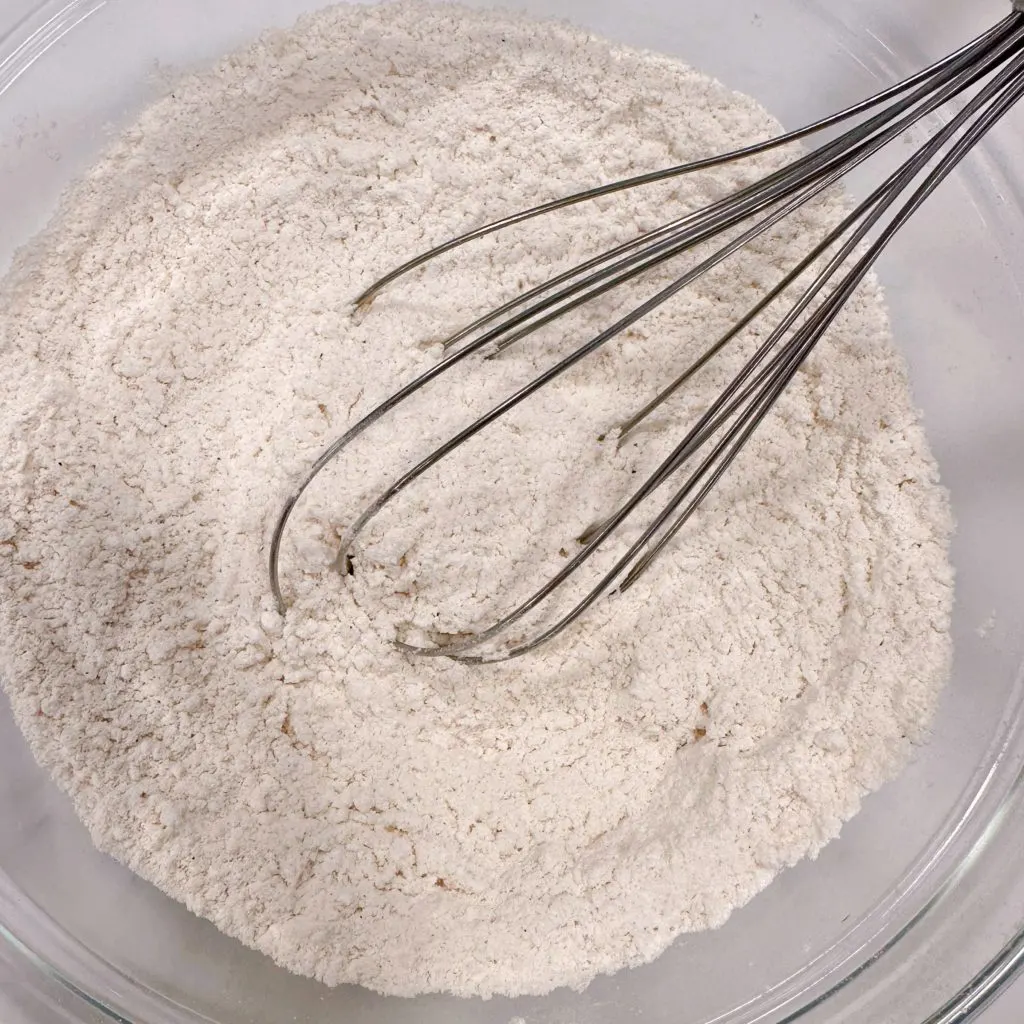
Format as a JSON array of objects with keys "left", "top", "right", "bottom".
[{"left": 0, "top": 1, "right": 953, "bottom": 999}]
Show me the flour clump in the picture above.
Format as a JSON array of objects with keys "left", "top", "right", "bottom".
[{"left": 0, "top": 1, "right": 954, "bottom": 999}]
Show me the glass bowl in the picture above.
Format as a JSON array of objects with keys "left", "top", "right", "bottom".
[{"left": 1, "top": 0, "right": 1023, "bottom": 1022}]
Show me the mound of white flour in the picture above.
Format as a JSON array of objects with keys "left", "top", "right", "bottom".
[{"left": 0, "top": 1, "right": 953, "bottom": 999}]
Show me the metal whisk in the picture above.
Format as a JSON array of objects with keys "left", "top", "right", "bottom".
[{"left": 270, "top": 6, "right": 1024, "bottom": 662}]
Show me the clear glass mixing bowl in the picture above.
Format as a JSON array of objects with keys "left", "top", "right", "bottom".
[{"left": 2, "top": 0, "right": 1024, "bottom": 1021}]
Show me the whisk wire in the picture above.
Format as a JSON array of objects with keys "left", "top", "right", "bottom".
[{"left": 270, "top": 10, "right": 1024, "bottom": 660}]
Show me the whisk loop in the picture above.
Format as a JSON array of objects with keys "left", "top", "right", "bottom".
[{"left": 269, "top": 9, "right": 1024, "bottom": 661}]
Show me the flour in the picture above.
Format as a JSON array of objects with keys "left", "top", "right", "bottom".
[{"left": 0, "top": 0, "right": 954, "bottom": 999}]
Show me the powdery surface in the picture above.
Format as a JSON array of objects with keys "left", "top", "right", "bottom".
[{"left": 0, "top": 1, "right": 954, "bottom": 999}]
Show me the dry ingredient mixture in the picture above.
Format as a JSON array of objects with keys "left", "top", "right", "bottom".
[{"left": 0, "top": 1, "right": 954, "bottom": 999}]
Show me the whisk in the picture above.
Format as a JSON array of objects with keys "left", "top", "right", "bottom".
[{"left": 269, "top": 6, "right": 1024, "bottom": 662}]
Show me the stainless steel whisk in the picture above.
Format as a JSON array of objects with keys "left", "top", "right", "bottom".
[{"left": 270, "top": 7, "right": 1024, "bottom": 661}]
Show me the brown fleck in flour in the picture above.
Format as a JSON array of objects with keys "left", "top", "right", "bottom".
[{"left": 0, "top": 1, "right": 953, "bottom": 999}]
